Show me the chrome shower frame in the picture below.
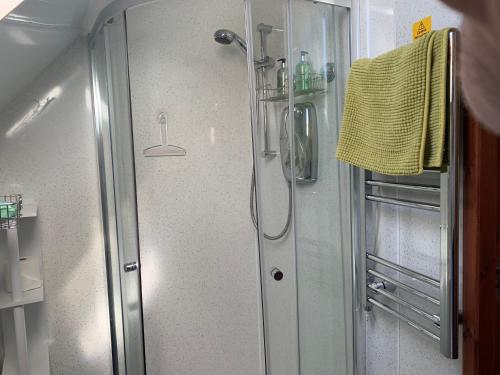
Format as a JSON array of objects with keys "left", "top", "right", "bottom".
[
  {"left": 255, "top": 23, "right": 278, "bottom": 159},
  {"left": 89, "top": 1, "right": 154, "bottom": 374}
]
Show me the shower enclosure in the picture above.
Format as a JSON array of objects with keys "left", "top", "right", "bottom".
[{"left": 90, "top": 0, "right": 353, "bottom": 374}]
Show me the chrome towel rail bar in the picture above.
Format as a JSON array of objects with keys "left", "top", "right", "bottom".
[
  {"left": 367, "top": 254, "right": 440, "bottom": 288},
  {"left": 365, "top": 195, "right": 440, "bottom": 212},
  {"left": 367, "top": 269, "right": 440, "bottom": 306},
  {"left": 367, "top": 284, "right": 440, "bottom": 324},
  {"left": 438, "top": 29, "right": 460, "bottom": 359},
  {"left": 368, "top": 298, "right": 440, "bottom": 342},
  {"left": 365, "top": 180, "right": 441, "bottom": 193}
]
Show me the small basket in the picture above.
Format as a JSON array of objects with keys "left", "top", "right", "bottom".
[
  {"left": 0, "top": 194, "right": 22, "bottom": 230},
  {"left": 260, "top": 73, "right": 328, "bottom": 102},
  {"left": 294, "top": 73, "right": 328, "bottom": 93}
]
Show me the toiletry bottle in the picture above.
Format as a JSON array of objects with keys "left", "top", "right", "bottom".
[
  {"left": 296, "top": 51, "right": 312, "bottom": 91},
  {"left": 277, "top": 58, "right": 288, "bottom": 95}
]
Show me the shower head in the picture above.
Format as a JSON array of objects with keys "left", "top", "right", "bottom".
[{"left": 214, "top": 29, "right": 247, "bottom": 54}]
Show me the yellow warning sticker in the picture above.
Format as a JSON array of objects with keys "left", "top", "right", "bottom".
[{"left": 412, "top": 16, "right": 432, "bottom": 40}]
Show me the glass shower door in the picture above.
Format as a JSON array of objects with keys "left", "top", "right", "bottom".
[
  {"left": 289, "top": 2, "right": 353, "bottom": 374},
  {"left": 245, "top": 0, "right": 353, "bottom": 374},
  {"left": 245, "top": 1, "right": 300, "bottom": 374}
]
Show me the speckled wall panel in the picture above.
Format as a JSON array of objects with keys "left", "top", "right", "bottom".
[
  {"left": 0, "top": 38, "right": 113, "bottom": 375},
  {"left": 125, "top": 1, "right": 264, "bottom": 374}
]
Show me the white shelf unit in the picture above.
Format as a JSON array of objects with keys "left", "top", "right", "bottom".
[
  {"left": 0, "top": 285, "right": 43, "bottom": 310},
  {"left": 18, "top": 204, "right": 37, "bottom": 220},
  {"left": 0, "top": 198, "right": 49, "bottom": 375}
]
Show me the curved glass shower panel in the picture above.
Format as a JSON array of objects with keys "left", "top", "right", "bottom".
[
  {"left": 246, "top": 0, "right": 353, "bottom": 374},
  {"left": 245, "top": 0, "right": 300, "bottom": 374},
  {"left": 289, "top": 2, "right": 353, "bottom": 374},
  {"left": 93, "top": 1, "right": 263, "bottom": 374}
]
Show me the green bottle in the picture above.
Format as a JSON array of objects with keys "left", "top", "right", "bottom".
[{"left": 295, "top": 51, "right": 312, "bottom": 91}]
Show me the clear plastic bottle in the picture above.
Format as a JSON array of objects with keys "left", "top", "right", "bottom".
[
  {"left": 295, "top": 51, "right": 312, "bottom": 91},
  {"left": 276, "top": 58, "right": 288, "bottom": 95}
]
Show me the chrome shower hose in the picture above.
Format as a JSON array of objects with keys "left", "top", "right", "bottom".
[{"left": 250, "top": 167, "right": 292, "bottom": 240}]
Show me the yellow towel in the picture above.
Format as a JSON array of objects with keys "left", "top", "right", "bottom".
[{"left": 336, "top": 29, "right": 450, "bottom": 175}]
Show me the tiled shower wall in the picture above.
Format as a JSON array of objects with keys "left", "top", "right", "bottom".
[{"left": 358, "top": 1, "right": 462, "bottom": 374}]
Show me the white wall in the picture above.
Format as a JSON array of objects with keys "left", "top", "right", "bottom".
[
  {"left": 125, "top": 1, "right": 264, "bottom": 374},
  {"left": 358, "top": 1, "right": 462, "bottom": 374},
  {"left": 0, "top": 38, "right": 113, "bottom": 375}
]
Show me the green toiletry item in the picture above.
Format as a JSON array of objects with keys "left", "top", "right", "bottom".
[
  {"left": 0, "top": 202, "right": 17, "bottom": 220},
  {"left": 296, "top": 51, "right": 312, "bottom": 91},
  {"left": 277, "top": 58, "right": 288, "bottom": 95}
]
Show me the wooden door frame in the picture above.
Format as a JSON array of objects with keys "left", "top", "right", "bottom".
[{"left": 463, "top": 113, "right": 500, "bottom": 374}]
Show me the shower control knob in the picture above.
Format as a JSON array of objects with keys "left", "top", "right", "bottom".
[{"left": 271, "top": 268, "right": 284, "bottom": 281}]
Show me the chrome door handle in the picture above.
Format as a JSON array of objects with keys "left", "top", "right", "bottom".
[{"left": 124, "top": 261, "right": 139, "bottom": 272}]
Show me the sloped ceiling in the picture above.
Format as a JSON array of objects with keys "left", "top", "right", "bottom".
[{"left": 0, "top": 0, "right": 91, "bottom": 112}]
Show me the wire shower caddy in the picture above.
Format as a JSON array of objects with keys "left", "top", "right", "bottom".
[{"left": 0, "top": 194, "right": 23, "bottom": 230}]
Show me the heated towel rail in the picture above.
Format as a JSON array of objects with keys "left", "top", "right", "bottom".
[{"left": 355, "top": 29, "right": 461, "bottom": 359}]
